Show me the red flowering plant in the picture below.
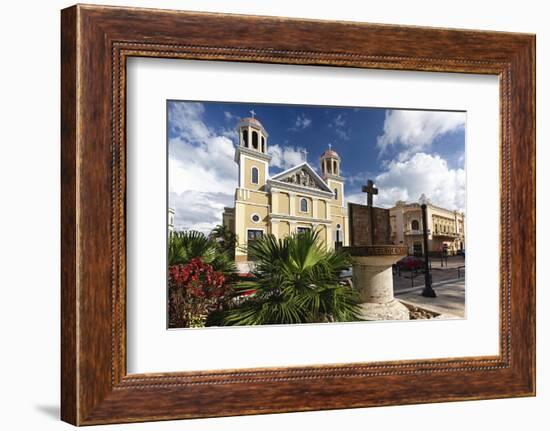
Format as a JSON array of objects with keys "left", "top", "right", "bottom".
[{"left": 168, "top": 258, "right": 230, "bottom": 328}]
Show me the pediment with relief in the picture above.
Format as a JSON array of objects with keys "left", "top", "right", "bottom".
[{"left": 270, "top": 163, "right": 332, "bottom": 193}]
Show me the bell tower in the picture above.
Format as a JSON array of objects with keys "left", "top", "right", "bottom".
[
  {"left": 320, "top": 143, "right": 340, "bottom": 177},
  {"left": 232, "top": 110, "right": 272, "bottom": 264},
  {"left": 320, "top": 144, "right": 344, "bottom": 206},
  {"left": 320, "top": 144, "right": 348, "bottom": 246},
  {"left": 235, "top": 111, "right": 271, "bottom": 190},
  {"left": 238, "top": 110, "right": 269, "bottom": 154}
]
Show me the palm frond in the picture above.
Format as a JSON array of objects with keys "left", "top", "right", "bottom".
[
  {"left": 222, "top": 228, "right": 361, "bottom": 325},
  {"left": 168, "top": 230, "right": 236, "bottom": 275}
]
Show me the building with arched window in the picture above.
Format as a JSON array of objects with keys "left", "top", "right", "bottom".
[
  {"left": 389, "top": 200, "right": 465, "bottom": 256},
  {"left": 222, "top": 115, "right": 349, "bottom": 264}
]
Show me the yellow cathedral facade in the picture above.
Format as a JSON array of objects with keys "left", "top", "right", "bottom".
[{"left": 222, "top": 114, "right": 349, "bottom": 264}]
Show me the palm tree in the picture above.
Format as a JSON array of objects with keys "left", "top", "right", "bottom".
[
  {"left": 209, "top": 224, "right": 237, "bottom": 258},
  {"left": 222, "top": 229, "right": 362, "bottom": 325},
  {"left": 169, "top": 230, "right": 236, "bottom": 275}
]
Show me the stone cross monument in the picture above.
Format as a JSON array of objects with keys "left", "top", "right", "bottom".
[
  {"left": 362, "top": 179, "right": 378, "bottom": 207},
  {"left": 344, "top": 180, "right": 410, "bottom": 321},
  {"left": 363, "top": 179, "right": 378, "bottom": 245},
  {"left": 349, "top": 180, "right": 389, "bottom": 246}
]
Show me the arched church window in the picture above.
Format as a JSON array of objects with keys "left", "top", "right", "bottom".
[
  {"left": 261, "top": 136, "right": 265, "bottom": 153},
  {"left": 300, "top": 198, "right": 308, "bottom": 212},
  {"left": 333, "top": 160, "right": 338, "bottom": 175},
  {"left": 252, "top": 131, "right": 259, "bottom": 149},
  {"left": 251, "top": 167, "right": 259, "bottom": 184},
  {"left": 242, "top": 129, "right": 248, "bottom": 147},
  {"left": 411, "top": 220, "right": 420, "bottom": 230},
  {"left": 334, "top": 188, "right": 338, "bottom": 200}
]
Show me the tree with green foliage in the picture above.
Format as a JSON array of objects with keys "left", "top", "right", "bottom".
[
  {"left": 168, "top": 230, "right": 236, "bottom": 275},
  {"left": 209, "top": 224, "right": 237, "bottom": 258},
  {"left": 168, "top": 230, "right": 236, "bottom": 328},
  {"left": 222, "top": 229, "right": 362, "bottom": 326}
]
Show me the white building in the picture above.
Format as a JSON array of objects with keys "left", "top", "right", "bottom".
[
  {"left": 168, "top": 207, "right": 175, "bottom": 236},
  {"left": 389, "top": 200, "right": 465, "bottom": 256}
]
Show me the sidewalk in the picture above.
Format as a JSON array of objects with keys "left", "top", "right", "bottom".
[
  {"left": 393, "top": 260, "right": 465, "bottom": 293},
  {"left": 395, "top": 278, "right": 465, "bottom": 318}
]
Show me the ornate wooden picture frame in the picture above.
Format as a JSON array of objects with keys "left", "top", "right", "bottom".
[{"left": 61, "top": 4, "right": 535, "bottom": 425}]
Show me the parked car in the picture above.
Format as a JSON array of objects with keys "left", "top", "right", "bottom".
[
  {"left": 457, "top": 249, "right": 466, "bottom": 258},
  {"left": 395, "top": 255, "right": 424, "bottom": 271}
]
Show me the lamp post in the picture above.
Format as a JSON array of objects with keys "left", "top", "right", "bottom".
[{"left": 420, "top": 196, "right": 436, "bottom": 298}]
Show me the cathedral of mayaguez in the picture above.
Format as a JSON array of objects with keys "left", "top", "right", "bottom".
[{"left": 222, "top": 114, "right": 349, "bottom": 264}]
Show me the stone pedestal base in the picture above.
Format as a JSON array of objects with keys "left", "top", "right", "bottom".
[
  {"left": 344, "top": 245, "right": 410, "bottom": 321},
  {"left": 359, "top": 299, "right": 410, "bottom": 321}
]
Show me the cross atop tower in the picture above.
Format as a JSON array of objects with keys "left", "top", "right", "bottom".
[
  {"left": 362, "top": 179, "right": 379, "bottom": 207},
  {"left": 328, "top": 143, "right": 332, "bottom": 150},
  {"left": 249, "top": 109, "right": 256, "bottom": 118},
  {"left": 303, "top": 148, "right": 308, "bottom": 161}
]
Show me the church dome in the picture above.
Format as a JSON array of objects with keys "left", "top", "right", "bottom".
[
  {"left": 240, "top": 116, "right": 263, "bottom": 128},
  {"left": 321, "top": 148, "right": 340, "bottom": 159}
]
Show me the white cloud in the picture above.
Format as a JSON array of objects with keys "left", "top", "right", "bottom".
[
  {"left": 329, "top": 113, "right": 350, "bottom": 140},
  {"left": 335, "top": 129, "right": 350, "bottom": 140},
  {"left": 377, "top": 110, "right": 465, "bottom": 158},
  {"left": 290, "top": 114, "right": 312, "bottom": 131},
  {"left": 224, "top": 110, "right": 238, "bottom": 122},
  {"left": 168, "top": 102, "right": 238, "bottom": 233},
  {"left": 169, "top": 102, "right": 209, "bottom": 143},
  {"left": 268, "top": 144, "right": 306, "bottom": 170},
  {"left": 169, "top": 190, "right": 233, "bottom": 233},
  {"left": 456, "top": 152, "right": 465, "bottom": 167},
  {"left": 343, "top": 171, "right": 376, "bottom": 188},
  {"left": 169, "top": 153, "right": 235, "bottom": 196},
  {"left": 220, "top": 127, "right": 238, "bottom": 142},
  {"left": 369, "top": 152, "right": 465, "bottom": 211},
  {"left": 332, "top": 114, "right": 346, "bottom": 128}
]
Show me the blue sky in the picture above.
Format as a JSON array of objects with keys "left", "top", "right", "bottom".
[{"left": 168, "top": 101, "right": 465, "bottom": 233}]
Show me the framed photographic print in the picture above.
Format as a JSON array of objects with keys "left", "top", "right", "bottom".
[{"left": 61, "top": 4, "right": 535, "bottom": 425}]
